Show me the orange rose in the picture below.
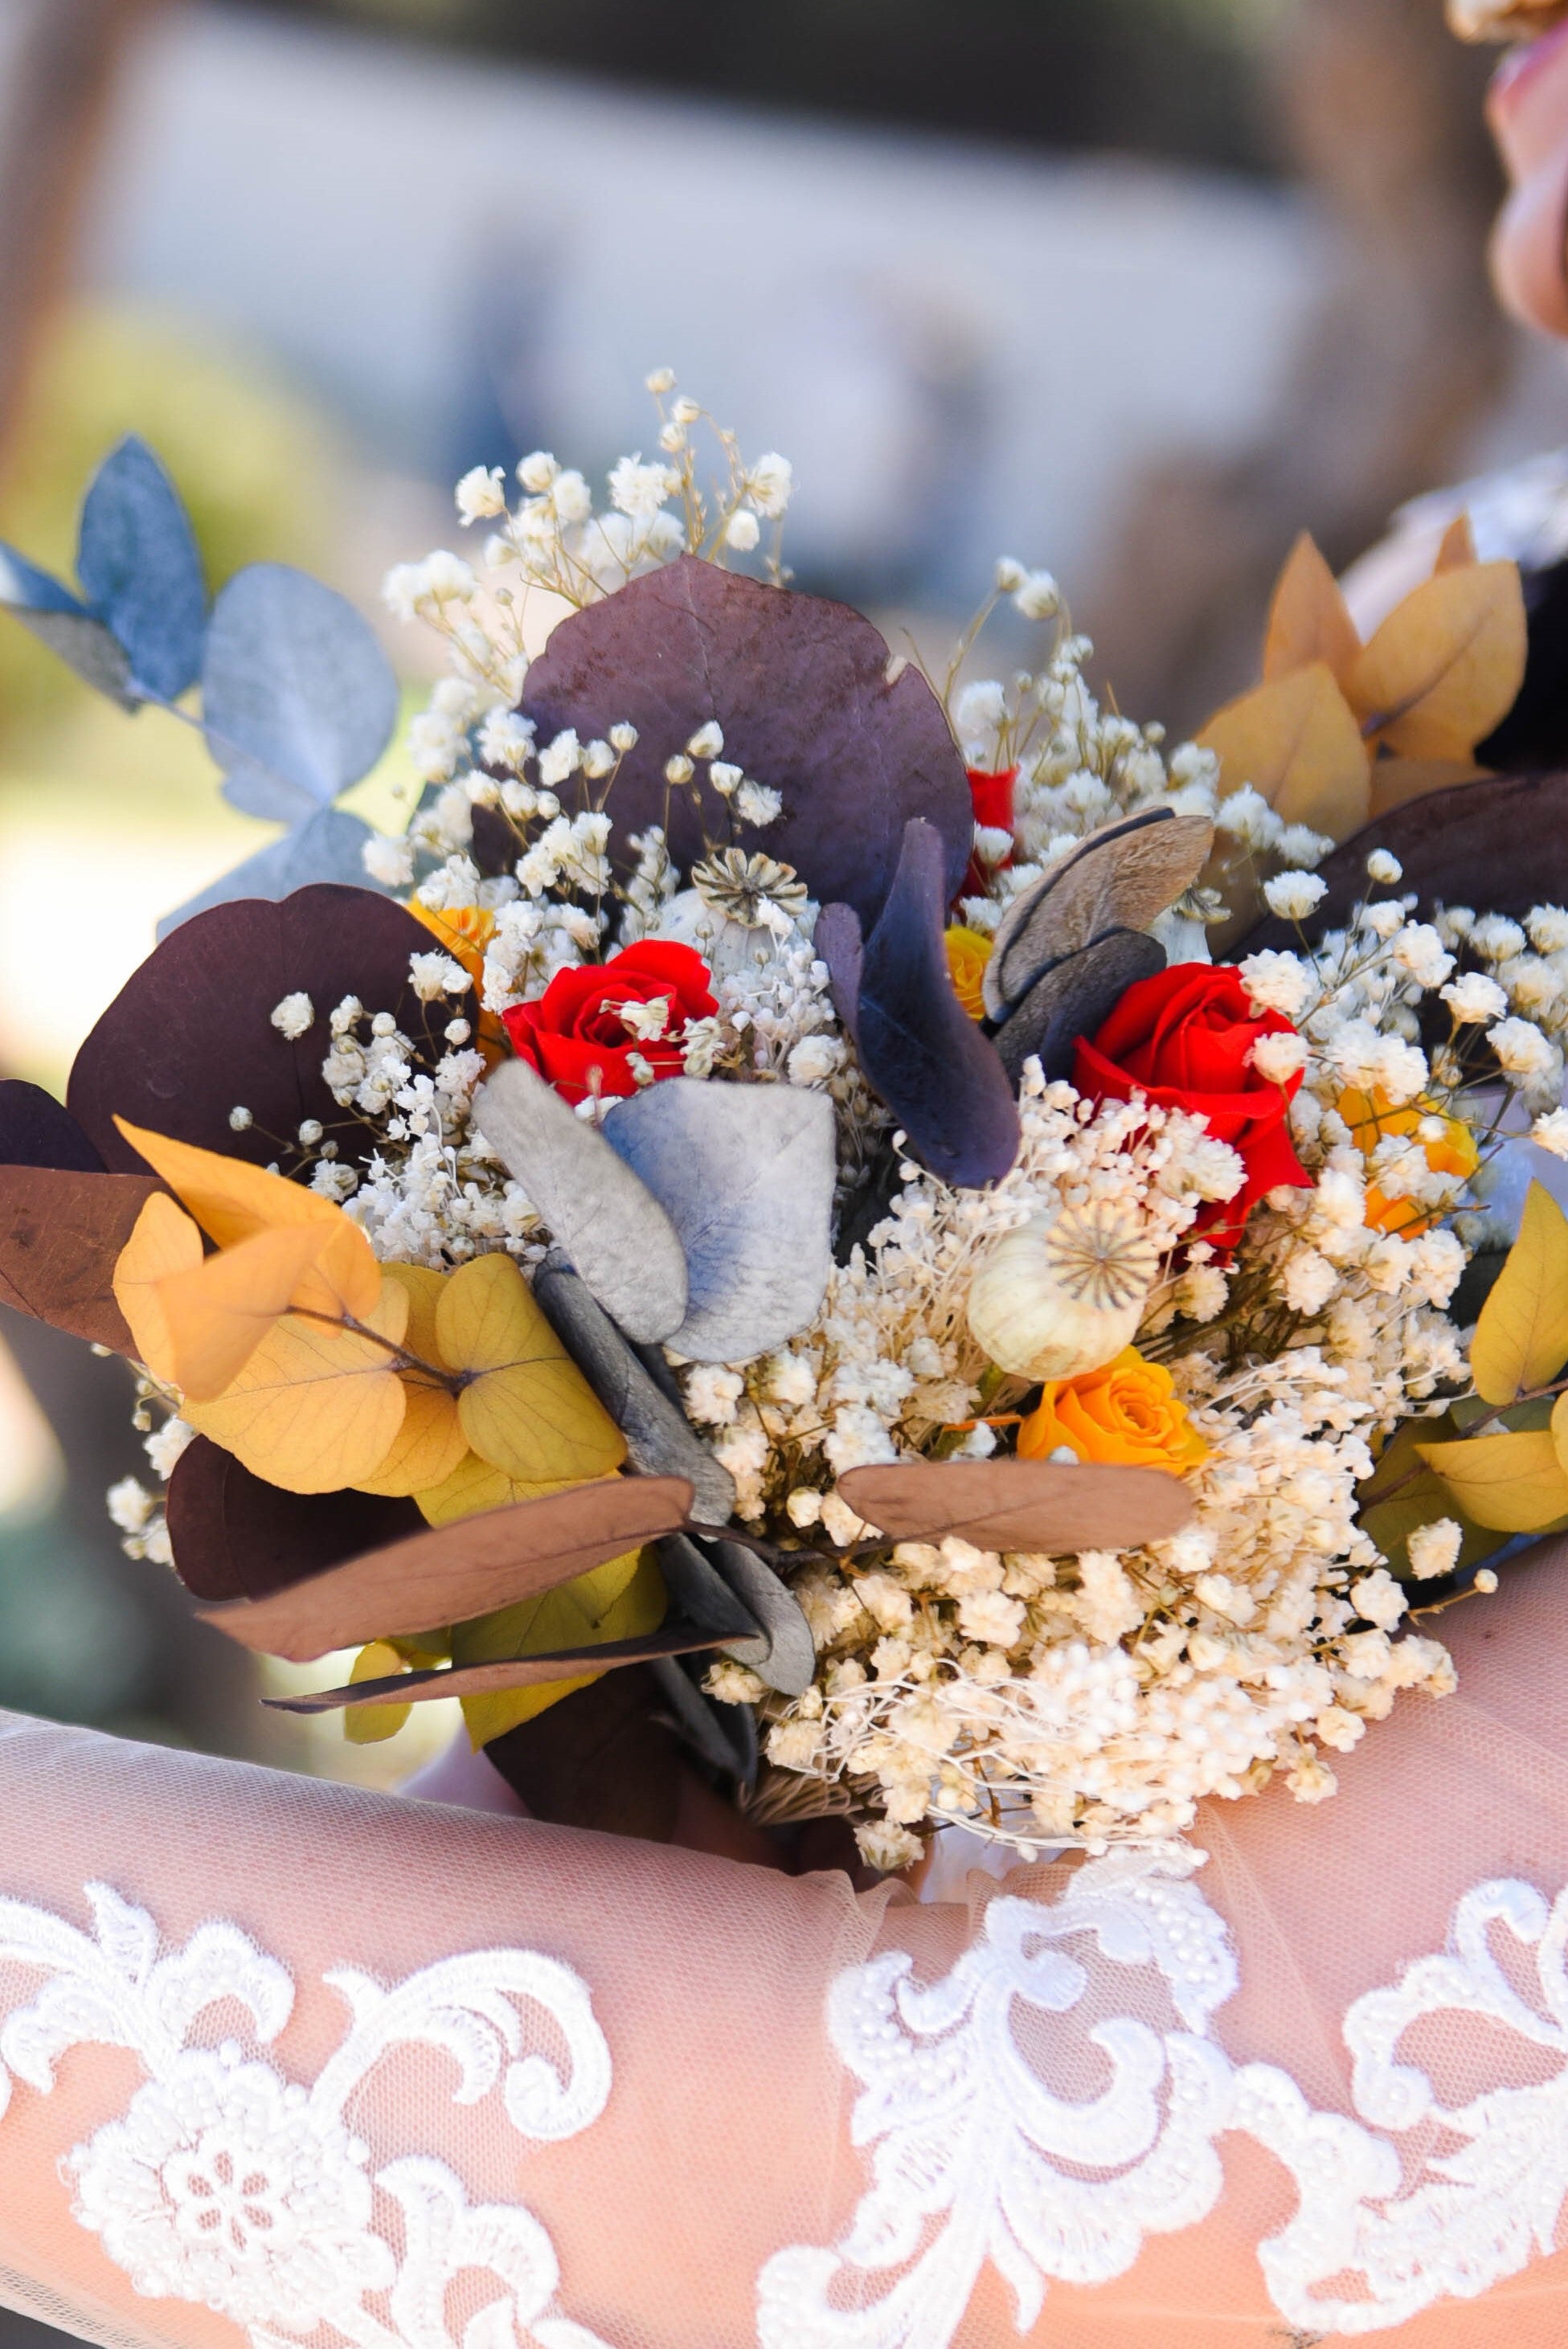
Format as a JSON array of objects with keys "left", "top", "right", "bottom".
[
  {"left": 1338, "top": 1087, "right": 1478, "bottom": 1238},
  {"left": 944, "top": 926, "right": 993, "bottom": 1021},
  {"left": 1018, "top": 1346, "right": 1209, "bottom": 1474}
]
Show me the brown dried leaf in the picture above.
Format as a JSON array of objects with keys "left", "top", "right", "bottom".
[
  {"left": 196, "top": 1473, "right": 696, "bottom": 1659},
  {"left": 1197, "top": 664, "right": 1371, "bottom": 841},
  {"left": 1262, "top": 532, "right": 1361, "bottom": 686},
  {"left": 0, "top": 1165, "right": 162, "bottom": 1353},
  {"left": 1349, "top": 563, "right": 1528, "bottom": 760},
  {"left": 838, "top": 1457, "right": 1195, "bottom": 1552}
]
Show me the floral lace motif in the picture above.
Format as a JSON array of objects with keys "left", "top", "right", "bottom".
[
  {"left": 759, "top": 1852, "right": 1568, "bottom": 2346},
  {"left": 0, "top": 1883, "right": 612, "bottom": 2349}
]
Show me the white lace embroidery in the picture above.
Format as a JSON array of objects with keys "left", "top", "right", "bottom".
[
  {"left": 0, "top": 1883, "right": 613, "bottom": 2349},
  {"left": 759, "top": 1852, "right": 1568, "bottom": 2347}
]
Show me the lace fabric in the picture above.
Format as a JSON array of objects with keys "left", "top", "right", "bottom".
[{"left": 6, "top": 1546, "right": 1568, "bottom": 2345}]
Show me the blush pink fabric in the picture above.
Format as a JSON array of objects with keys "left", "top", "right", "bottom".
[{"left": 3, "top": 1545, "right": 1568, "bottom": 2347}]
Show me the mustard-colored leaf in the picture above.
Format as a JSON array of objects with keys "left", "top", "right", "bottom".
[
  {"left": 342, "top": 1639, "right": 412, "bottom": 1744},
  {"left": 457, "top": 1544, "right": 666, "bottom": 1747},
  {"left": 1349, "top": 561, "right": 1528, "bottom": 760},
  {"left": 1435, "top": 512, "right": 1478, "bottom": 574},
  {"left": 1262, "top": 531, "right": 1361, "bottom": 686},
  {"left": 186, "top": 1272, "right": 411, "bottom": 1492},
  {"left": 113, "top": 1192, "right": 204, "bottom": 1382},
  {"left": 436, "top": 1254, "right": 627, "bottom": 1487},
  {"left": 1417, "top": 1428, "right": 1568, "bottom": 1533},
  {"left": 158, "top": 1223, "right": 338, "bottom": 1402},
  {"left": 113, "top": 1117, "right": 380, "bottom": 1323},
  {"left": 1471, "top": 1183, "right": 1568, "bottom": 1406},
  {"left": 1197, "top": 663, "right": 1371, "bottom": 841},
  {"left": 352, "top": 1376, "right": 470, "bottom": 1496}
]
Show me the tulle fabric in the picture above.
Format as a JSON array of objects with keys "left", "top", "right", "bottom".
[{"left": 3, "top": 1544, "right": 1568, "bottom": 2345}]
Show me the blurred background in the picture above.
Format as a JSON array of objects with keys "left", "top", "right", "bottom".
[{"left": 0, "top": 6, "right": 1559, "bottom": 2325}]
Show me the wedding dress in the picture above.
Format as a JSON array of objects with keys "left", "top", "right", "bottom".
[{"left": 3, "top": 1539, "right": 1568, "bottom": 2347}]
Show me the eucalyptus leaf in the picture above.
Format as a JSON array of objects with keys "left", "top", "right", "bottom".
[
  {"left": 0, "top": 545, "right": 134, "bottom": 708},
  {"left": 602, "top": 1078, "right": 835, "bottom": 1363},
  {"left": 202, "top": 563, "right": 399, "bottom": 811},
  {"left": 76, "top": 436, "right": 206, "bottom": 702},
  {"left": 156, "top": 810, "right": 390, "bottom": 939},
  {"left": 473, "top": 1061, "right": 689, "bottom": 1343},
  {"left": 533, "top": 1252, "right": 737, "bottom": 1523}
]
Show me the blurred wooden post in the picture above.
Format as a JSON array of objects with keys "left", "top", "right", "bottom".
[
  {"left": 0, "top": 0, "right": 154, "bottom": 484},
  {"left": 1084, "top": 0, "right": 1508, "bottom": 734}
]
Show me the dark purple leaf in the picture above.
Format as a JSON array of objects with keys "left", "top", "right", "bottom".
[
  {"left": 992, "top": 929, "right": 1166, "bottom": 1087},
  {"left": 0, "top": 1082, "right": 105, "bottom": 1172},
  {"left": 821, "top": 818, "right": 1020, "bottom": 1187},
  {"left": 68, "top": 884, "right": 443, "bottom": 1177},
  {"left": 166, "top": 1438, "right": 424, "bottom": 1602},
  {"left": 522, "top": 555, "right": 970, "bottom": 925}
]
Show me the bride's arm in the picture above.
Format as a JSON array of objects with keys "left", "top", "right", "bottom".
[{"left": 6, "top": 1548, "right": 1568, "bottom": 2349}]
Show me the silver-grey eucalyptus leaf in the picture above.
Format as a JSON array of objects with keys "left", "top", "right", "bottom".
[
  {"left": 533, "top": 1253, "right": 736, "bottom": 1523},
  {"left": 473, "top": 1060, "right": 689, "bottom": 1344},
  {"left": 602, "top": 1078, "right": 835, "bottom": 1363}
]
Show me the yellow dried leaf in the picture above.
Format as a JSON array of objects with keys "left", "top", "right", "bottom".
[
  {"left": 113, "top": 1118, "right": 380, "bottom": 1324},
  {"left": 342, "top": 1639, "right": 412, "bottom": 1745},
  {"left": 436, "top": 1254, "right": 627, "bottom": 1487},
  {"left": 1262, "top": 532, "right": 1361, "bottom": 685},
  {"left": 1471, "top": 1183, "right": 1568, "bottom": 1406},
  {"left": 1197, "top": 663, "right": 1371, "bottom": 841},
  {"left": 1349, "top": 562, "right": 1527, "bottom": 759},
  {"left": 414, "top": 1453, "right": 571, "bottom": 1527},
  {"left": 158, "top": 1224, "right": 338, "bottom": 1402},
  {"left": 1435, "top": 512, "right": 1478, "bottom": 574},
  {"left": 186, "top": 1272, "right": 411, "bottom": 1493},
  {"left": 458, "top": 1544, "right": 666, "bottom": 1747},
  {"left": 1417, "top": 1427, "right": 1568, "bottom": 1534},
  {"left": 113, "top": 1192, "right": 204, "bottom": 1381}
]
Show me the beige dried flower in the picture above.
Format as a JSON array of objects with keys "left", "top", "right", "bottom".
[{"left": 691, "top": 847, "right": 809, "bottom": 928}]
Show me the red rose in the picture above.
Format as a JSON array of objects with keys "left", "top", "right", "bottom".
[
  {"left": 960, "top": 765, "right": 1017, "bottom": 904},
  {"left": 1073, "top": 964, "right": 1312, "bottom": 1252},
  {"left": 502, "top": 941, "right": 718, "bottom": 1106}
]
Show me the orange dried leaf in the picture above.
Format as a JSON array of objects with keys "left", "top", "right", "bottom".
[
  {"left": 113, "top": 1192, "right": 205, "bottom": 1381},
  {"left": 1349, "top": 562, "right": 1528, "bottom": 759},
  {"left": 185, "top": 1271, "right": 411, "bottom": 1493},
  {"left": 1262, "top": 532, "right": 1361, "bottom": 686},
  {"left": 158, "top": 1223, "right": 339, "bottom": 1402},
  {"left": 1197, "top": 663, "right": 1371, "bottom": 842},
  {"left": 113, "top": 1117, "right": 380, "bottom": 1322}
]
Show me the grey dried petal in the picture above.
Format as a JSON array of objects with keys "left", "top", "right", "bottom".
[
  {"left": 534, "top": 1253, "right": 738, "bottom": 1523},
  {"left": 983, "top": 808, "right": 1213, "bottom": 1018},
  {"left": 473, "top": 1059, "right": 689, "bottom": 1344},
  {"left": 602, "top": 1078, "right": 834, "bottom": 1363},
  {"left": 991, "top": 929, "right": 1165, "bottom": 1087}
]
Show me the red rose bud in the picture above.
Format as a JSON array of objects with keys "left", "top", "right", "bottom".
[
  {"left": 502, "top": 940, "right": 718, "bottom": 1106},
  {"left": 960, "top": 765, "right": 1017, "bottom": 905},
  {"left": 1073, "top": 963, "right": 1312, "bottom": 1255}
]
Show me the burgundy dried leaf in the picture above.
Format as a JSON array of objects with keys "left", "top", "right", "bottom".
[
  {"left": 0, "top": 1166, "right": 158, "bottom": 1351},
  {"left": 1234, "top": 771, "right": 1568, "bottom": 954},
  {"left": 821, "top": 818, "right": 1020, "bottom": 1187},
  {"left": 521, "top": 556, "right": 971, "bottom": 924},
  {"left": 68, "top": 885, "right": 442, "bottom": 1176},
  {"left": 0, "top": 1081, "right": 105, "bottom": 1172},
  {"left": 197, "top": 1474, "right": 696, "bottom": 1661},
  {"left": 265, "top": 1626, "right": 723, "bottom": 1713},
  {"left": 166, "top": 1437, "right": 424, "bottom": 1602},
  {"left": 839, "top": 1457, "right": 1195, "bottom": 1552}
]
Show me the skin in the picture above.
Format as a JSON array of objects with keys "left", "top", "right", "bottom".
[{"left": 1487, "top": 18, "right": 1568, "bottom": 334}]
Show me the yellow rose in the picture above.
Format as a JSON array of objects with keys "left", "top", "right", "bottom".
[
  {"left": 1337, "top": 1087, "right": 1477, "bottom": 1238},
  {"left": 1018, "top": 1346, "right": 1209, "bottom": 1474},
  {"left": 944, "top": 926, "right": 993, "bottom": 1021}
]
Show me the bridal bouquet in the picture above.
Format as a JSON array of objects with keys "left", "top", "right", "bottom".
[{"left": 1, "top": 380, "right": 1565, "bottom": 1868}]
